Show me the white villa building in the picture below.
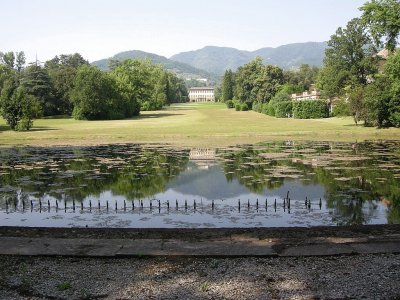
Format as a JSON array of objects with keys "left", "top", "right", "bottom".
[
  {"left": 291, "top": 90, "right": 321, "bottom": 101},
  {"left": 188, "top": 87, "right": 215, "bottom": 102}
]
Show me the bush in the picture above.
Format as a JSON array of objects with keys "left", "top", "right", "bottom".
[
  {"left": 261, "top": 103, "right": 269, "bottom": 115},
  {"left": 252, "top": 101, "right": 262, "bottom": 112},
  {"left": 241, "top": 103, "right": 249, "bottom": 111},
  {"left": 274, "top": 101, "right": 292, "bottom": 118},
  {"left": 226, "top": 100, "right": 234, "bottom": 109},
  {"left": 332, "top": 98, "right": 351, "bottom": 117},
  {"left": 235, "top": 103, "right": 241, "bottom": 111},
  {"left": 390, "top": 112, "right": 400, "bottom": 128},
  {"left": 292, "top": 100, "right": 329, "bottom": 119},
  {"left": 264, "top": 102, "right": 275, "bottom": 116}
]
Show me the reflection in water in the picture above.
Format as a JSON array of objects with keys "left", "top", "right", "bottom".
[{"left": 0, "top": 141, "right": 399, "bottom": 228}]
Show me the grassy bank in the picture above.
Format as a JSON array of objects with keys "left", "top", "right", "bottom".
[{"left": 1, "top": 102, "right": 400, "bottom": 147}]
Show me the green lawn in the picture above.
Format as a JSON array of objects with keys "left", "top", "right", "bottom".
[{"left": 1, "top": 102, "right": 400, "bottom": 147}]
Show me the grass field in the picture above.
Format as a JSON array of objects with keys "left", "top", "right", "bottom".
[{"left": 1, "top": 102, "right": 400, "bottom": 147}]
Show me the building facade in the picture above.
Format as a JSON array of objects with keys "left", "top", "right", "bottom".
[
  {"left": 188, "top": 87, "right": 215, "bottom": 102},
  {"left": 291, "top": 90, "right": 321, "bottom": 101}
]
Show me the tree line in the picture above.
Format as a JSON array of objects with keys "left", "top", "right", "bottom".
[
  {"left": 218, "top": 0, "right": 400, "bottom": 126},
  {"left": 317, "top": 0, "right": 400, "bottom": 127},
  {"left": 0, "top": 53, "right": 188, "bottom": 130},
  {"left": 218, "top": 58, "right": 323, "bottom": 118}
]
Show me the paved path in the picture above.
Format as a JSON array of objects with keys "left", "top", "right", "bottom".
[{"left": 1, "top": 233, "right": 400, "bottom": 257}]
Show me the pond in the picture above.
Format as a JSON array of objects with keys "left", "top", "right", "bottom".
[{"left": 0, "top": 141, "right": 399, "bottom": 228}]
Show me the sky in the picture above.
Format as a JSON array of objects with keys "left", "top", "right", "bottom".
[{"left": 0, "top": 0, "right": 366, "bottom": 63}]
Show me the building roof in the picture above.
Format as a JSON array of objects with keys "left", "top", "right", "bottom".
[
  {"left": 376, "top": 49, "right": 390, "bottom": 60},
  {"left": 189, "top": 87, "right": 214, "bottom": 90}
]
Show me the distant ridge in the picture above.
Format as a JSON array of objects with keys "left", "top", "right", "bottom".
[
  {"left": 91, "top": 42, "right": 328, "bottom": 78},
  {"left": 91, "top": 50, "right": 213, "bottom": 80},
  {"left": 170, "top": 42, "right": 328, "bottom": 75}
]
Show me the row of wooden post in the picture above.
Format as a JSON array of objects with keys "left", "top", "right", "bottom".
[{"left": 3, "top": 194, "right": 323, "bottom": 213}]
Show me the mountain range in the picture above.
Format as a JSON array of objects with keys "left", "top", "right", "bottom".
[
  {"left": 171, "top": 42, "right": 327, "bottom": 75},
  {"left": 91, "top": 41, "right": 328, "bottom": 79},
  {"left": 91, "top": 50, "right": 213, "bottom": 79}
]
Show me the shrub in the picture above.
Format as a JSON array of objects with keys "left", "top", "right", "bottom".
[
  {"left": 264, "top": 102, "right": 275, "bottom": 116},
  {"left": 292, "top": 100, "right": 329, "bottom": 119},
  {"left": 261, "top": 103, "right": 269, "bottom": 115},
  {"left": 332, "top": 98, "right": 351, "bottom": 117},
  {"left": 252, "top": 101, "right": 262, "bottom": 112},
  {"left": 241, "top": 103, "right": 249, "bottom": 111},
  {"left": 274, "top": 101, "right": 292, "bottom": 118},
  {"left": 226, "top": 100, "right": 234, "bottom": 109},
  {"left": 235, "top": 103, "right": 241, "bottom": 111},
  {"left": 390, "top": 112, "right": 400, "bottom": 128}
]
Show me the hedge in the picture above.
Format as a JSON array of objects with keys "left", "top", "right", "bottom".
[
  {"left": 292, "top": 100, "right": 329, "bottom": 119},
  {"left": 274, "top": 101, "right": 292, "bottom": 118}
]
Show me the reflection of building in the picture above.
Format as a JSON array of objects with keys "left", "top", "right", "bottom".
[
  {"left": 189, "top": 148, "right": 217, "bottom": 169},
  {"left": 189, "top": 87, "right": 215, "bottom": 102}
]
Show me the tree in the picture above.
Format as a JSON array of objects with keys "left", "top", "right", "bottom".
[
  {"left": 16, "top": 88, "right": 42, "bottom": 130},
  {"left": 0, "top": 65, "right": 14, "bottom": 95},
  {"left": 0, "top": 51, "right": 25, "bottom": 72},
  {"left": 255, "top": 64, "right": 284, "bottom": 103},
  {"left": 20, "top": 64, "right": 54, "bottom": 116},
  {"left": 384, "top": 51, "right": 400, "bottom": 127},
  {"left": 0, "top": 52, "right": 15, "bottom": 69},
  {"left": 317, "top": 65, "right": 349, "bottom": 98},
  {"left": 108, "top": 59, "right": 122, "bottom": 71},
  {"left": 322, "top": 18, "right": 377, "bottom": 91},
  {"left": 270, "top": 84, "right": 303, "bottom": 104},
  {"left": 234, "top": 57, "right": 264, "bottom": 106},
  {"left": 234, "top": 57, "right": 283, "bottom": 108},
  {"left": 360, "top": 0, "right": 400, "bottom": 52},
  {"left": 15, "top": 52, "right": 26, "bottom": 72},
  {"left": 284, "top": 64, "right": 319, "bottom": 91},
  {"left": 0, "top": 78, "right": 19, "bottom": 129},
  {"left": 318, "top": 18, "right": 378, "bottom": 124},
  {"left": 45, "top": 53, "right": 88, "bottom": 115},
  {"left": 111, "top": 59, "right": 174, "bottom": 111},
  {"left": 363, "top": 76, "right": 392, "bottom": 127},
  {"left": 111, "top": 59, "right": 150, "bottom": 115},
  {"left": 71, "top": 65, "right": 122, "bottom": 120},
  {"left": 166, "top": 72, "right": 188, "bottom": 103},
  {"left": 221, "top": 69, "right": 234, "bottom": 102},
  {"left": 0, "top": 79, "right": 41, "bottom": 130},
  {"left": 348, "top": 86, "right": 366, "bottom": 126}
]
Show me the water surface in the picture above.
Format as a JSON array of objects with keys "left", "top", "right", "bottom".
[{"left": 0, "top": 141, "right": 399, "bottom": 228}]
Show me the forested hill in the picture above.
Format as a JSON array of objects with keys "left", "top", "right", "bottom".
[
  {"left": 170, "top": 42, "right": 327, "bottom": 75},
  {"left": 92, "top": 42, "right": 327, "bottom": 78},
  {"left": 92, "top": 50, "right": 212, "bottom": 79}
]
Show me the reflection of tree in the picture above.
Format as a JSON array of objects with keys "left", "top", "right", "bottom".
[
  {"left": 109, "top": 149, "right": 189, "bottom": 199},
  {"left": 221, "top": 146, "right": 286, "bottom": 193},
  {"left": 1, "top": 141, "right": 400, "bottom": 225},
  {"left": 218, "top": 141, "right": 400, "bottom": 225},
  {"left": 0, "top": 145, "right": 189, "bottom": 204}
]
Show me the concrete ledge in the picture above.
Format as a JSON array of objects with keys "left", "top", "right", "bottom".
[{"left": 1, "top": 234, "right": 400, "bottom": 257}]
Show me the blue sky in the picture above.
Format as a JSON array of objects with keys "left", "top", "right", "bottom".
[{"left": 1, "top": 0, "right": 366, "bottom": 63}]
